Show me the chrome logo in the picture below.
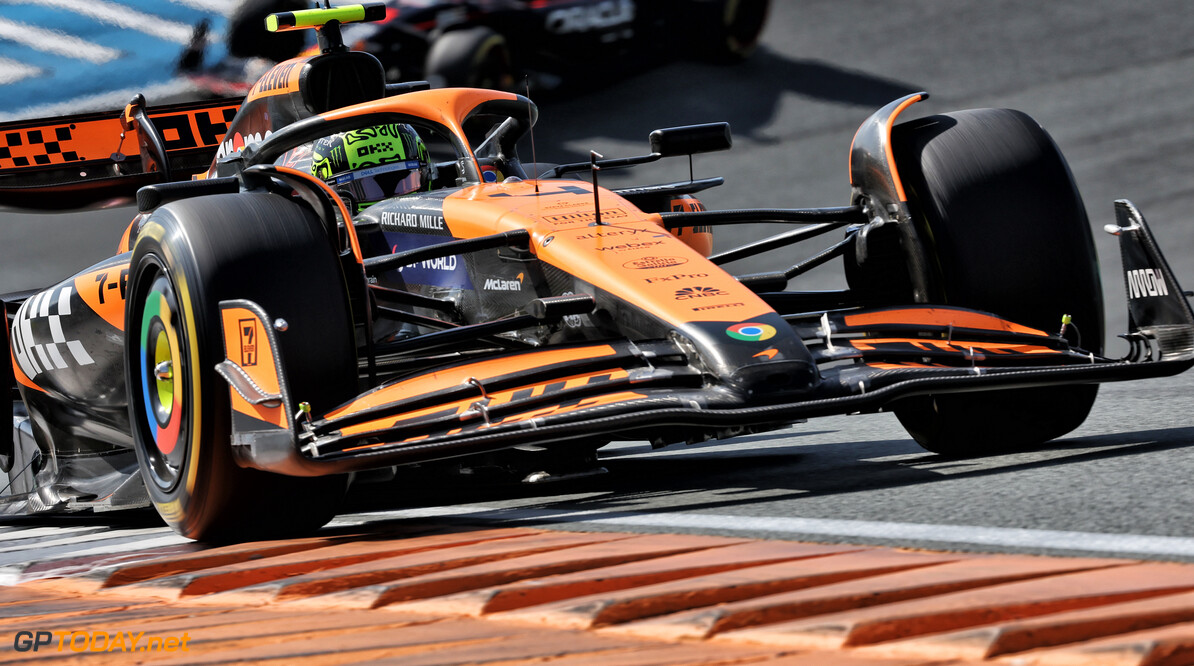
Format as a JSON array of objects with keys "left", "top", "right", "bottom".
[{"left": 726, "top": 322, "right": 776, "bottom": 341}]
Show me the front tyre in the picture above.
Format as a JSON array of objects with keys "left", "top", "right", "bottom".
[
  {"left": 126, "top": 193, "right": 356, "bottom": 541},
  {"left": 424, "top": 26, "right": 514, "bottom": 90},
  {"left": 889, "top": 108, "right": 1105, "bottom": 456},
  {"left": 690, "top": 0, "right": 771, "bottom": 63}
]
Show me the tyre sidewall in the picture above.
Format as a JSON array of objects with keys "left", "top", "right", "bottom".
[{"left": 126, "top": 211, "right": 234, "bottom": 535}]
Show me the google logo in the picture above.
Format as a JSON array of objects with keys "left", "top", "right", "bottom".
[{"left": 725, "top": 322, "right": 776, "bottom": 342}]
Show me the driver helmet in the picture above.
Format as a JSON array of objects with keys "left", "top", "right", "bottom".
[{"left": 310, "top": 123, "right": 433, "bottom": 213}]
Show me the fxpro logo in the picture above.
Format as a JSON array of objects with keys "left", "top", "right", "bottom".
[
  {"left": 546, "top": 0, "right": 634, "bottom": 34},
  {"left": 645, "top": 273, "right": 708, "bottom": 284},
  {"left": 1126, "top": 268, "right": 1169, "bottom": 298}
]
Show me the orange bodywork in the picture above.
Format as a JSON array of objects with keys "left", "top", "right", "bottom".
[
  {"left": 73, "top": 263, "right": 130, "bottom": 332},
  {"left": 328, "top": 344, "right": 621, "bottom": 419},
  {"left": 0, "top": 101, "right": 239, "bottom": 172},
  {"left": 443, "top": 180, "right": 774, "bottom": 326},
  {"left": 339, "top": 370, "right": 643, "bottom": 446},
  {"left": 244, "top": 61, "right": 305, "bottom": 103},
  {"left": 848, "top": 338, "right": 1061, "bottom": 356},
  {"left": 842, "top": 308, "right": 1048, "bottom": 336},
  {"left": 220, "top": 306, "right": 288, "bottom": 430}
]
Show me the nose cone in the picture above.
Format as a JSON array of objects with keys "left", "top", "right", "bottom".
[
  {"left": 729, "top": 356, "right": 819, "bottom": 398},
  {"left": 678, "top": 314, "right": 820, "bottom": 400}
]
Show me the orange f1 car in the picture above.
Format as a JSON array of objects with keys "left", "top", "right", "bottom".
[{"left": 2, "top": 5, "right": 1192, "bottom": 540}]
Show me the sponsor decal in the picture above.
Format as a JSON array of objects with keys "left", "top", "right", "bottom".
[
  {"left": 561, "top": 291, "right": 584, "bottom": 328},
  {"left": 546, "top": 0, "right": 635, "bottom": 34},
  {"left": 1126, "top": 268, "right": 1169, "bottom": 298},
  {"left": 623, "top": 256, "right": 688, "bottom": 270},
  {"left": 543, "top": 208, "right": 628, "bottom": 225},
  {"left": 483, "top": 274, "right": 524, "bottom": 292},
  {"left": 238, "top": 318, "right": 258, "bottom": 366},
  {"left": 726, "top": 322, "right": 778, "bottom": 342},
  {"left": 393, "top": 250, "right": 458, "bottom": 272},
  {"left": 573, "top": 228, "right": 640, "bottom": 240},
  {"left": 674, "top": 286, "right": 729, "bottom": 300},
  {"left": 692, "top": 302, "right": 744, "bottom": 311},
  {"left": 384, "top": 233, "right": 472, "bottom": 288},
  {"left": 594, "top": 240, "right": 663, "bottom": 253},
  {"left": 645, "top": 273, "right": 708, "bottom": 284},
  {"left": 380, "top": 211, "right": 445, "bottom": 231},
  {"left": 249, "top": 62, "right": 298, "bottom": 97},
  {"left": 215, "top": 129, "right": 272, "bottom": 160},
  {"left": 669, "top": 198, "right": 707, "bottom": 213}
]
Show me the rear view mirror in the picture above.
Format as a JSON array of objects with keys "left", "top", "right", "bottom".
[{"left": 649, "top": 123, "right": 732, "bottom": 157}]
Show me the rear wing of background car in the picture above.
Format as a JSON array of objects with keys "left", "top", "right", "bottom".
[{"left": 0, "top": 95, "right": 241, "bottom": 211}]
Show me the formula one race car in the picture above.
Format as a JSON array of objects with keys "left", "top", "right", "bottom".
[
  {"left": 2, "top": 5, "right": 1192, "bottom": 540},
  {"left": 185, "top": 0, "right": 770, "bottom": 95}
]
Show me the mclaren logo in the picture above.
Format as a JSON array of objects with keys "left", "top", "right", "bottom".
[
  {"left": 483, "top": 274, "right": 524, "bottom": 291},
  {"left": 1127, "top": 268, "right": 1168, "bottom": 299},
  {"left": 674, "top": 286, "right": 728, "bottom": 300}
]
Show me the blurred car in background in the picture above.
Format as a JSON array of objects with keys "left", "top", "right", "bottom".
[{"left": 182, "top": 0, "right": 771, "bottom": 95}]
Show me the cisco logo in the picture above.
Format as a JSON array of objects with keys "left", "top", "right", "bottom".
[{"left": 1126, "top": 268, "right": 1168, "bottom": 299}]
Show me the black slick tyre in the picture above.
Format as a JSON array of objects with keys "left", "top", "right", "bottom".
[
  {"left": 125, "top": 193, "right": 356, "bottom": 541},
  {"left": 691, "top": 0, "right": 771, "bottom": 63},
  {"left": 889, "top": 108, "right": 1104, "bottom": 456},
  {"left": 424, "top": 26, "right": 514, "bottom": 90}
]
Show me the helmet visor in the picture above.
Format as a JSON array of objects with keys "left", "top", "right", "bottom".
[{"left": 331, "top": 159, "right": 426, "bottom": 207}]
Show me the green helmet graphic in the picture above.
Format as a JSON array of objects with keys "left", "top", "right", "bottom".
[{"left": 311, "top": 123, "right": 433, "bottom": 212}]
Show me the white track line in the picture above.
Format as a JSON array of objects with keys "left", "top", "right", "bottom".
[
  {"left": 341, "top": 505, "right": 1194, "bottom": 559},
  {"left": 167, "top": 0, "right": 237, "bottom": 17},
  {"left": 0, "top": 527, "right": 175, "bottom": 555},
  {"left": 0, "top": 78, "right": 202, "bottom": 122},
  {"left": 0, "top": 57, "right": 43, "bottom": 85},
  {"left": 4, "top": 0, "right": 197, "bottom": 44},
  {"left": 0, "top": 17, "right": 121, "bottom": 64}
]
